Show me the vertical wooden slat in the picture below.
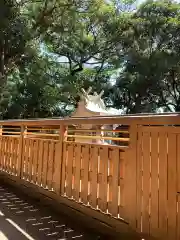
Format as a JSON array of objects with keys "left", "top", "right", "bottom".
[
  {"left": 3, "top": 137, "right": 6, "bottom": 171},
  {"left": 9, "top": 137, "right": 13, "bottom": 174},
  {"left": 119, "top": 150, "right": 125, "bottom": 216},
  {"left": 4, "top": 137, "right": 8, "bottom": 171},
  {"left": 81, "top": 145, "right": 89, "bottom": 204},
  {"left": 177, "top": 195, "right": 180, "bottom": 240},
  {"left": 167, "top": 133, "right": 177, "bottom": 239},
  {"left": 18, "top": 126, "right": 24, "bottom": 177},
  {"left": 32, "top": 139, "right": 39, "bottom": 184},
  {"left": 74, "top": 144, "right": 81, "bottom": 201},
  {"left": 136, "top": 127, "right": 143, "bottom": 232},
  {"left": 177, "top": 134, "right": 180, "bottom": 193},
  {"left": 158, "top": 132, "right": 168, "bottom": 239},
  {"left": 111, "top": 148, "right": 120, "bottom": 217},
  {"left": 150, "top": 131, "right": 159, "bottom": 237},
  {"left": 2, "top": 137, "right": 5, "bottom": 170},
  {"left": 142, "top": 131, "right": 151, "bottom": 234},
  {"left": 6, "top": 137, "right": 10, "bottom": 172},
  {"left": 66, "top": 144, "right": 74, "bottom": 197},
  {"left": 28, "top": 139, "right": 34, "bottom": 181},
  {"left": 177, "top": 135, "right": 180, "bottom": 240},
  {"left": 47, "top": 141, "right": 54, "bottom": 189},
  {"left": 6, "top": 137, "right": 10, "bottom": 173},
  {"left": 24, "top": 139, "right": 30, "bottom": 180},
  {"left": 14, "top": 138, "right": 19, "bottom": 175},
  {"left": 124, "top": 123, "right": 137, "bottom": 227},
  {"left": 0, "top": 136, "right": 4, "bottom": 170},
  {"left": 6, "top": 137, "right": 9, "bottom": 171},
  {"left": 11, "top": 138, "right": 15, "bottom": 174},
  {"left": 0, "top": 136, "right": 3, "bottom": 169},
  {"left": 3, "top": 137, "right": 6, "bottom": 170},
  {"left": 60, "top": 142, "right": 67, "bottom": 195},
  {"left": 42, "top": 141, "right": 49, "bottom": 188},
  {"left": 0, "top": 128, "right": 2, "bottom": 169},
  {"left": 108, "top": 148, "right": 113, "bottom": 214},
  {"left": 98, "top": 147, "right": 108, "bottom": 212},
  {"left": 54, "top": 125, "right": 65, "bottom": 194},
  {"left": 37, "top": 140, "right": 44, "bottom": 186},
  {"left": 1, "top": 137, "right": 5, "bottom": 170},
  {"left": 89, "top": 146, "right": 98, "bottom": 208},
  {"left": 9, "top": 137, "right": 12, "bottom": 173}
]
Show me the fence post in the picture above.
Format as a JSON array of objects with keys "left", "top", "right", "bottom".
[
  {"left": 54, "top": 123, "right": 65, "bottom": 194},
  {"left": 17, "top": 125, "right": 25, "bottom": 178},
  {"left": 123, "top": 122, "right": 138, "bottom": 229}
]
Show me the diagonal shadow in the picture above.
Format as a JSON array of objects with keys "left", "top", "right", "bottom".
[{"left": 0, "top": 185, "right": 101, "bottom": 240}]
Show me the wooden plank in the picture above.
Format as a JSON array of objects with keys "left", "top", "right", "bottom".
[
  {"left": 150, "top": 131, "right": 159, "bottom": 237},
  {"left": 3, "top": 137, "right": 6, "bottom": 171},
  {"left": 81, "top": 144, "right": 89, "bottom": 204},
  {"left": 111, "top": 148, "right": 120, "bottom": 217},
  {"left": 177, "top": 134, "right": 180, "bottom": 191},
  {"left": 32, "top": 139, "right": 39, "bottom": 184},
  {"left": 24, "top": 139, "right": 30, "bottom": 180},
  {"left": 107, "top": 148, "right": 113, "bottom": 214},
  {"left": 28, "top": 139, "right": 34, "bottom": 181},
  {"left": 9, "top": 137, "right": 13, "bottom": 173},
  {"left": 37, "top": 140, "right": 44, "bottom": 186},
  {"left": 3, "top": 114, "right": 180, "bottom": 128},
  {"left": 141, "top": 131, "right": 151, "bottom": 234},
  {"left": 158, "top": 132, "right": 168, "bottom": 239},
  {"left": 47, "top": 141, "right": 54, "bottom": 189},
  {"left": 6, "top": 137, "right": 9, "bottom": 171},
  {"left": 123, "top": 123, "right": 137, "bottom": 227},
  {"left": 0, "top": 136, "right": 3, "bottom": 169},
  {"left": 177, "top": 136, "right": 180, "bottom": 239},
  {"left": 167, "top": 133, "right": 177, "bottom": 239},
  {"left": 14, "top": 138, "right": 19, "bottom": 175},
  {"left": 89, "top": 146, "right": 98, "bottom": 208},
  {"left": 119, "top": 150, "right": 125, "bottom": 216},
  {"left": 98, "top": 146, "right": 108, "bottom": 212},
  {"left": 73, "top": 144, "right": 81, "bottom": 201},
  {"left": 6, "top": 137, "right": 10, "bottom": 173},
  {"left": 2, "top": 137, "right": 5, "bottom": 170},
  {"left": 60, "top": 142, "right": 66, "bottom": 195},
  {"left": 66, "top": 144, "right": 74, "bottom": 198},
  {"left": 11, "top": 138, "right": 15, "bottom": 175},
  {"left": 54, "top": 125, "right": 65, "bottom": 194},
  {"left": 6, "top": 137, "right": 9, "bottom": 172},
  {"left": 42, "top": 141, "right": 49, "bottom": 188},
  {"left": 177, "top": 195, "right": 180, "bottom": 240},
  {"left": 4, "top": 137, "right": 8, "bottom": 171},
  {"left": 18, "top": 126, "right": 24, "bottom": 177}
]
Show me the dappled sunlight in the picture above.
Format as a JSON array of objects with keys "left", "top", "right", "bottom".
[
  {"left": 6, "top": 218, "right": 35, "bottom": 240},
  {"left": 0, "top": 185, "right": 100, "bottom": 240},
  {"left": 0, "top": 231, "right": 8, "bottom": 240}
]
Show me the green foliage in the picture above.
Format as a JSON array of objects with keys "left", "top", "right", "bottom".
[
  {"left": 111, "top": 0, "right": 180, "bottom": 113},
  {"left": 1, "top": 0, "right": 180, "bottom": 118}
]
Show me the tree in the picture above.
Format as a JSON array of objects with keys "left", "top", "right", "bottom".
[
  {"left": 24, "top": 0, "right": 124, "bottom": 95},
  {"left": 0, "top": 0, "right": 30, "bottom": 85},
  {"left": 2, "top": 56, "right": 64, "bottom": 119},
  {"left": 110, "top": 0, "right": 180, "bottom": 113}
]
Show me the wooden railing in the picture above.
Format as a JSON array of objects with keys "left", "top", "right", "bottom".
[{"left": 1, "top": 113, "right": 180, "bottom": 239}]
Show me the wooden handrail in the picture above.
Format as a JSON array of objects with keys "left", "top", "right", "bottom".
[{"left": 0, "top": 112, "right": 180, "bottom": 126}]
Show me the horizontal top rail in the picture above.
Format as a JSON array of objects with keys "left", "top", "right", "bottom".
[{"left": 0, "top": 112, "right": 180, "bottom": 125}]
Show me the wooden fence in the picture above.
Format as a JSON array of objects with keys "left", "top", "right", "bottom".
[{"left": 0, "top": 114, "right": 180, "bottom": 239}]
